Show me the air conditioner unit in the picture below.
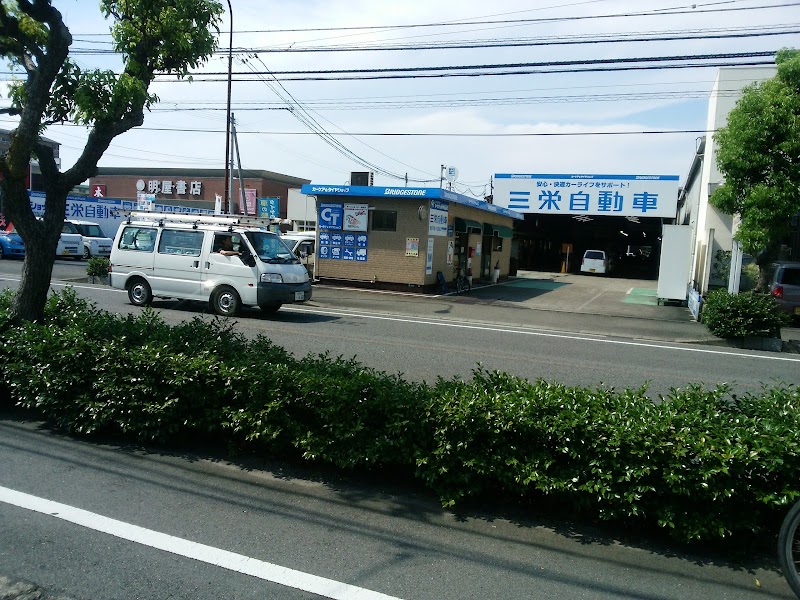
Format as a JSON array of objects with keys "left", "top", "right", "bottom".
[{"left": 350, "top": 171, "right": 374, "bottom": 186}]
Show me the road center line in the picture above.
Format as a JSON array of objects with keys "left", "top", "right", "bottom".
[{"left": 0, "top": 485, "right": 402, "bottom": 600}]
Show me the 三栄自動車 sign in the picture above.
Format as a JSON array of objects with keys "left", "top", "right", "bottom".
[{"left": 492, "top": 174, "right": 680, "bottom": 219}]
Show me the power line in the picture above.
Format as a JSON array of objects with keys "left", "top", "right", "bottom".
[{"left": 214, "top": 2, "right": 800, "bottom": 34}]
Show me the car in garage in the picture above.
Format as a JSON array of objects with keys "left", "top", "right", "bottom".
[
  {"left": 0, "top": 223, "right": 25, "bottom": 259},
  {"left": 580, "top": 249, "right": 612, "bottom": 275}
]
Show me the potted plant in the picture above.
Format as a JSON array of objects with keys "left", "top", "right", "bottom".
[{"left": 86, "top": 256, "right": 110, "bottom": 284}]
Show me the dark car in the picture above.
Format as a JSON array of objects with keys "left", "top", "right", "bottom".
[{"left": 769, "top": 262, "right": 800, "bottom": 320}]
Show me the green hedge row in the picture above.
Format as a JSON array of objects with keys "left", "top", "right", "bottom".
[{"left": 1, "top": 289, "right": 798, "bottom": 543}]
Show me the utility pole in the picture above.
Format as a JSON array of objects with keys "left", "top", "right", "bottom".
[{"left": 223, "top": 0, "right": 233, "bottom": 214}]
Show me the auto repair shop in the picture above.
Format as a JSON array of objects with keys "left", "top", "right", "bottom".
[
  {"left": 300, "top": 184, "right": 523, "bottom": 290},
  {"left": 493, "top": 173, "right": 680, "bottom": 278}
]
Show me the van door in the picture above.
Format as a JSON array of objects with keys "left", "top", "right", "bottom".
[
  {"left": 151, "top": 228, "right": 205, "bottom": 299},
  {"left": 202, "top": 232, "right": 259, "bottom": 305}
]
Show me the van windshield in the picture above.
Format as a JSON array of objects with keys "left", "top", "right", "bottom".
[{"left": 245, "top": 231, "right": 299, "bottom": 264}]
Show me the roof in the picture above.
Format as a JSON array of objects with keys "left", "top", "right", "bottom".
[
  {"left": 300, "top": 184, "right": 524, "bottom": 220},
  {"left": 95, "top": 167, "right": 310, "bottom": 187}
]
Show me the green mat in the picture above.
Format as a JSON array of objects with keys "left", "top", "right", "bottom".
[{"left": 625, "top": 288, "right": 658, "bottom": 305}]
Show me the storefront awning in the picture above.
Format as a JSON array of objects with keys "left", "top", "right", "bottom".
[
  {"left": 483, "top": 223, "right": 514, "bottom": 238},
  {"left": 454, "top": 217, "right": 482, "bottom": 233}
]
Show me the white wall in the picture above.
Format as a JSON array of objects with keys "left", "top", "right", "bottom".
[{"left": 686, "top": 65, "right": 776, "bottom": 294}]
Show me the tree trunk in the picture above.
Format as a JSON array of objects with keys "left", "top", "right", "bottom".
[
  {"left": 755, "top": 243, "right": 780, "bottom": 293},
  {"left": 11, "top": 238, "right": 58, "bottom": 322}
]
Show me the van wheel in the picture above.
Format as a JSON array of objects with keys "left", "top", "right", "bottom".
[
  {"left": 83, "top": 246, "right": 90, "bottom": 260},
  {"left": 127, "top": 278, "right": 152, "bottom": 306},
  {"left": 259, "top": 303, "right": 282, "bottom": 314},
  {"left": 211, "top": 286, "right": 241, "bottom": 317}
]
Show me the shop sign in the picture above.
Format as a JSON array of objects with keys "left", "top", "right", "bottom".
[
  {"left": 429, "top": 199, "right": 448, "bottom": 237},
  {"left": 493, "top": 173, "right": 679, "bottom": 218},
  {"left": 426, "top": 238, "right": 434, "bottom": 274},
  {"left": 136, "top": 178, "right": 203, "bottom": 197},
  {"left": 343, "top": 203, "right": 368, "bottom": 231},
  {"left": 319, "top": 203, "right": 343, "bottom": 230}
]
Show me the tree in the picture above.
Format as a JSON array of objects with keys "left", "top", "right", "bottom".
[
  {"left": 711, "top": 48, "right": 800, "bottom": 290},
  {"left": 0, "top": 0, "right": 223, "bottom": 322}
]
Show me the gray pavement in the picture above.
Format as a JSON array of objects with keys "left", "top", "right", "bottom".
[{"left": 457, "top": 270, "right": 800, "bottom": 350}]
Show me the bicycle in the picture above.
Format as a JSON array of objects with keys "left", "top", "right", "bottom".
[
  {"left": 779, "top": 499, "right": 800, "bottom": 598},
  {"left": 453, "top": 266, "right": 471, "bottom": 294}
]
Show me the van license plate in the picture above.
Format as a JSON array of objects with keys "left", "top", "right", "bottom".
[
  {"left": 295, "top": 291, "right": 305, "bottom": 301},
  {"left": 589, "top": 268, "right": 595, "bottom": 273}
]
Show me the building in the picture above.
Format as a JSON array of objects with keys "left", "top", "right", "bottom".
[
  {"left": 301, "top": 184, "right": 522, "bottom": 290},
  {"left": 0, "top": 128, "right": 61, "bottom": 192},
  {"left": 677, "top": 65, "right": 788, "bottom": 295},
  {"left": 89, "top": 167, "right": 309, "bottom": 218}
]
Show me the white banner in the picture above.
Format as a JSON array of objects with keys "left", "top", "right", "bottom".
[{"left": 493, "top": 173, "right": 680, "bottom": 219}]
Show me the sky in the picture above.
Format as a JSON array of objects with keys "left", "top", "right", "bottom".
[{"left": 6, "top": 0, "right": 800, "bottom": 199}]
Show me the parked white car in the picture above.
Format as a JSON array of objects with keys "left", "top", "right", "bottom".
[
  {"left": 63, "top": 219, "right": 113, "bottom": 259},
  {"left": 55, "top": 224, "right": 83, "bottom": 260},
  {"left": 280, "top": 231, "right": 316, "bottom": 273}
]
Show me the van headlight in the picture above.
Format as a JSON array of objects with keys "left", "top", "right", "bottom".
[{"left": 260, "top": 273, "right": 284, "bottom": 283}]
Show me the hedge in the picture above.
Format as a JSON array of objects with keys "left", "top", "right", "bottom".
[{"left": 0, "top": 288, "right": 798, "bottom": 543}]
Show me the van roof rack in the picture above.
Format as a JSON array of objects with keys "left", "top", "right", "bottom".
[{"left": 124, "top": 211, "right": 280, "bottom": 229}]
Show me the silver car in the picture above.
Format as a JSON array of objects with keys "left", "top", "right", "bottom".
[{"left": 769, "top": 261, "right": 800, "bottom": 320}]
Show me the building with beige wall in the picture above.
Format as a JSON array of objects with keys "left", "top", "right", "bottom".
[{"left": 302, "top": 184, "right": 522, "bottom": 291}]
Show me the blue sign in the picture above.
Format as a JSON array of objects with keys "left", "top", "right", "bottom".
[
  {"left": 331, "top": 233, "right": 343, "bottom": 246},
  {"left": 330, "top": 246, "right": 342, "bottom": 260},
  {"left": 258, "top": 197, "right": 280, "bottom": 218},
  {"left": 342, "top": 247, "right": 355, "bottom": 261},
  {"left": 319, "top": 246, "right": 330, "bottom": 259},
  {"left": 356, "top": 234, "right": 368, "bottom": 247},
  {"left": 356, "top": 248, "right": 368, "bottom": 262},
  {"left": 319, "top": 203, "right": 344, "bottom": 230},
  {"left": 319, "top": 232, "right": 331, "bottom": 245},
  {"left": 343, "top": 234, "right": 356, "bottom": 247},
  {"left": 300, "top": 184, "right": 523, "bottom": 220}
]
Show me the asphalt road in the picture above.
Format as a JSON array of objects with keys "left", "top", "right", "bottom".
[
  {"left": 1, "top": 419, "right": 796, "bottom": 600},
  {"left": 0, "top": 259, "right": 796, "bottom": 398}
]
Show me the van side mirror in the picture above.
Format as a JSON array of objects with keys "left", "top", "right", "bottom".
[{"left": 239, "top": 248, "right": 256, "bottom": 267}]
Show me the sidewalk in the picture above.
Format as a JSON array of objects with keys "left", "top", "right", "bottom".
[{"left": 460, "top": 270, "right": 800, "bottom": 352}]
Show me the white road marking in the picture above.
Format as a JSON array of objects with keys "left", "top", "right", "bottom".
[
  {"left": 283, "top": 305, "right": 800, "bottom": 363},
  {"left": 0, "top": 485, "right": 403, "bottom": 600}
]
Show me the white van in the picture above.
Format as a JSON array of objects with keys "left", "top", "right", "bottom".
[
  {"left": 109, "top": 212, "right": 311, "bottom": 316},
  {"left": 63, "top": 219, "right": 113, "bottom": 259},
  {"left": 280, "top": 231, "right": 316, "bottom": 273}
]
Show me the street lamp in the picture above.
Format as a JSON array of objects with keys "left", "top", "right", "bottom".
[{"left": 223, "top": 0, "right": 233, "bottom": 214}]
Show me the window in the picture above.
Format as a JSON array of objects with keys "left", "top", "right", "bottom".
[
  {"left": 782, "top": 267, "right": 800, "bottom": 286},
  {"left": 118, "top": 226, "right": 156, "bottom": 252},
  {"left": 158, "top": 229, "right": 203, "bottom": 256},
  {"left": 372, "top": 210, "right": 397, "bottom": 232}
]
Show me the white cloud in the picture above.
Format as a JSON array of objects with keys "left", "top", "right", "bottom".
[{"left": 37, "top": 0, "right": 795, "bottom": 192}]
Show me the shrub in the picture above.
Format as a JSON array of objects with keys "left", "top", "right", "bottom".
[
  {"left": 701, "top": 289, "right": 789, "bottom": 338},
  {"left": 86, "top": 256, "right": 110, "bottom": 277},
  {"left": 1, "top": 290, "right": 799, "bottom": 544}
]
